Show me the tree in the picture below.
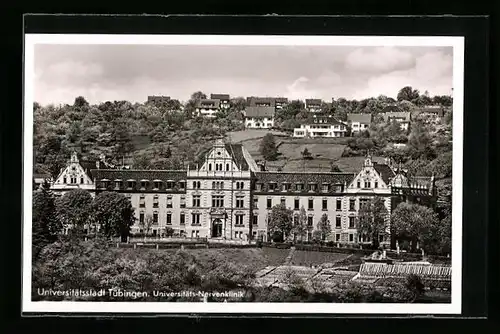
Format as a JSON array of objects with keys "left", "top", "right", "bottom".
[
  {"left": 405, "top": 274, "right": 425, "bottom": 301},
  {"left": 301, "top": 147, "right": 312, "bottom": 160},
  {"left": 408, "top": 121, "right": 435, "bottom": 159},
  {"left": 74, "top": 96, "right": 89, "bottom": 109},
  {"left": 391, "top": 202, "right": 439, "bottom": 253},
  {"left": 317, "top": 214, "right": 332, "bottom": 241},
  {"left": 357, "top": 197, "right": 389, "bottom": 248},
  {"left": 397, "top": 86, "right": 420, "bottom": 102},
  {"left": 32, "top": 182, "right": 62, "bottom": 260},
  {"left": 268, "top": 203, "right": 293, "bottom": 242},
  {"left": 260, "top": 133, "right": 279, "bottom": 161},
  {"left": 93, "top": 192, "right": 135, "bottom": 242},
  {"left": 138, "top": 214, "right": 154, "bottom": 241},
  {"left": 165, "top": 145, "right": 172, "bottom": 158},
  {"left": 55, "top": 189, "right": 93, "bottom": 235},
  {"left": 292, "top": 206, "right": 308, "bottom": 242}
]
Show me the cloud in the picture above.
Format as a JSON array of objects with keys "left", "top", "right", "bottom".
[{"left": 345, "top": 47, "right": 416, "bottom": 73}]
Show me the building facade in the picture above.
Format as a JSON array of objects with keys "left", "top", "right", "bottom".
[
  {"left": 244, "top": 106, "right": 275, "bottom": 129},
  {"left": 210, "top": 94, "right": 231, "bottom": 110},
  {"left": 196, "top": 99, "right": 221, "bottom": 117},
  {"left": 147, "top": 95, "right": 171, "bottom": 104},
  {"left": 305, "top": 99, "right": 323, "bottom": 113},
  {"left": 293, "top": 116, "right": 347, "bottom": 138},
  {"left": 346, "top": 113, "right": 372, "bottom": 134},
  {"left": 49, "top": 139, "right": 436, "bottom": 246}
]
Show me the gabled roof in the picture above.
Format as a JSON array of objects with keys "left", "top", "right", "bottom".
[
  {"left": 80, "top": 161, "right": 99, "bottom": 181},
  {"left": 419, "top": 106, "right": 445, "bottom": 117},
  {"left": 210, "top": 94, "right": 230, "bottom": 100},
  {"left": 373, "top": 163, "right": 396, "bottom": 185},
  {"left": 347, "top": 113, "right": 372, "bottom": 123},
  {"left": 224, "top": 143, "right": 251, "bottom": 171},
  {"left": 196, "top": 99, "right": 220, "bottom": 108},
  {"left": 274, "top": 97, "right": 288, "bottom": 103},
  {"left": 247, "top": 97, "right": 276, "bottom": 107},
  {"left": 383, "top": 111, "right": 411, "bottom": 122},
  {"left": 254, "top": 171, "right": 355, "bottom": 188},
  {"left": 244, "top": 106, "right": 275, "bottom": 118}
]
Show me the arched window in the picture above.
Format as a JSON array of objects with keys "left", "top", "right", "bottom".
[
  {"left": 193, "top": 181, "right": 197, "bottom": 189},
  {"left": 197, "top": 181, "right": 201, "bottom": 189},
  {"left": 208, "top": 163, "right": 212, "bottom": 171},
  {"left": 226, "top": 163, "right": 230, "bottom": 171}
]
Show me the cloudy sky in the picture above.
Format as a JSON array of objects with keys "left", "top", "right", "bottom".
[{"left": 34, "top": 44, "right": 453, "bottom": 105}]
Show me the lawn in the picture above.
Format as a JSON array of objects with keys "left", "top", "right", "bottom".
[
  {"left": 282, "top": 159, "right": 332, "bottom": 172},
  {"left": 289, "top": 250, "right": 350, "bottom": 267},
  {"left": 278, "top": 143, "right": 346, "bottom": 160},
  {"left": 261, "top": 247, "right": 291, "bottom": 266},
  {"left": 226, "top": 129, "right": 288, "bottom": 143},
  {"left": 332, "top": 156, "right": 385, "bottom": 173}
]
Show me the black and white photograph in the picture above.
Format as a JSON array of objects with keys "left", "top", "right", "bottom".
[{"left": 23, "top": 34, "right": 464, "bottom": 314}]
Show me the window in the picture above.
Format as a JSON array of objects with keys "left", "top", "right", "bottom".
[
  {"left": 166, "top": 195, "right": 172, "bottom": 208},
  {"left": 349, "top": 234, "right": 354, "bottom": 242},
  {"left": 374, "top": 181, "right": 378, "bottom": 188},
  {"left": 269, "top": 183, "right": 277, "bottom": 191},
  {"left": 208, "top": 163, "right": 212, "bottom": 171},
  {"left": 349, "top": 199, "right": 356, "bottom": 211},
  {"left": 360, "top": 199, "right": 369, "bottom": 210},
  {"left": 235, "top": 215, "right": 244, "bottom": 225},
  {"left": 80, "top": 177, "right": 84, "bottom": 184},
  {"left": 191, "top": 213, "right": 201, "bottom": 226},
  {"left": 193, "top": 181, "right": 201, "bottom": 189},
  {"left": 234, "top": 231, "right": 238, "bottom": 239},
  {"left": 127, "top": 181, "right": 135, "bottom": 189},
  {"left": 180, "top": 196, "right": 186, "bottom": 208},
  {"left": 379, "top": 234, "right": 384, "bottom": 242},
  {"left": 322, "top": 199, "right": 328, "bottom": 210},
  {"left": 294, "top": 199, "right": 299, "bottom": 210},
  {"left": 336, "top": 199, "right": 342, "bottom": 211},
  {"left": 252, "top": 215, "right": 258, "bottom": 225},
  {"left": 322, "top": 184, "right": 329, "bottom": 192},
  {"left": 139, "top": 196, "right": 145, "bottom": 208},
  {"left": 336, "top": 233, "right": 340, "bottom": 241},
  {"left": 71, "top": 177, "right": 77, "bottom": 184},
  {"left": 307, "top": 216, "right": 313, "bottom": 227},
  {"left": 282, "top": 183, "right": 290, "bottom": 191},
  {"left": 141, "top": 181, "right": 148, "bottom": 189},
  {"left": 336, "top": 217, "right": 341, "bottom": 228},
  {"left": 153, "top": 212, "right": 158, "bottom": 224},
  {"left": 356, "top": 181, "right": 361, "bottom": 188},
  {"left": 309, "top": 183, "right": 317, "bottom": 192},
  {"left": 179, "top": 181, "right": 185, "bottom": 190},
  {"left": 139, "top": 212, "right": 144, "bottom": 223},
  {"left": 280, "top": 198, "right": 286, "bottom": 206},
  {"left": 308, "top": 199, "right": 314, "bottom": 210},
  {"left": 154, "top": 181, "right": 162, "bottom": 190},
  {"left": 226, "top": 163, "right": 230, "bottom": 171},
  {"left": 166, "top": 213, "right": 172, "bottom": 225},
  {"left": 193, "top": 195, "right": 201, "bottom": 207},
  {"left": 253, "top": 197, "right": 258, "bottom": 208},
  {"left": 180, "top": 213, "right": 185, "bottom": 225},
  {"left": 256, "top": 183, "right": 262, "bottom": 191},
  {"left": 166, "top": 181, "right": 174, "bottom": 189},
  {"left": 267, "top": 198, "right": 272, "bottom": 209},
  {"left": 212, "top": 195, "right": 224, "bottom": 208},
  {"left": 153, "top": 196, "right": 159, "bottom": 208},
  {"left": 364, "top": 181, "right": 370, "bottom": 188},
  {"left": 349, "top": 216, "right": 355, "bottom": 229},
  {"left": 296, "top": 183, "right": 303, "bottom": 191},
  {"left": 236, "top": 196, "right": 244, "bottom": 208}
]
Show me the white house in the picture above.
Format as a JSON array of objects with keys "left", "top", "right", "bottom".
[
  {"left": 382, "top": 107, "right": 411, "bottom": 131},
  {"left": 244, "top": 106, "right": 275, "bottom": 129},
  {"left": 50, "top": 151, "right": 97, "bottom": 197},
  {"left": 346, "top": 113, "right": 372, "bottom": 134},
  {"left": 210, "top": 94, "right": 231, "bottom": 110},
  {"left": 305, "top": 99, "right": 323, "bottom": 113},
  {"left": 196, "top": 99, "right": 220, "bottom": 117},
  {"left": 293, "top": 116, "right": 347, "bottom": 138}
]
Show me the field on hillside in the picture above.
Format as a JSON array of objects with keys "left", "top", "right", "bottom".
[
  {"left": 226, "top": 129, "right": 288, "bottom": 143},
  {"left": 278, "top": 142, "right": 346, "bottom": 160},
  {"left": 290, "top": 250, "right": 351, "bottom": 267}
]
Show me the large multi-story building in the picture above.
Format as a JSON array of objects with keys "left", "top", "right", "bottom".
[
  {"left": 347, "top": 113, "right": 372, "bottom": 134},
  {"left": 293, "top": 116, "right": 347, "bottom": 138},
  {"left": 49, "top": 138, "right": 436, "bottom": 247}
]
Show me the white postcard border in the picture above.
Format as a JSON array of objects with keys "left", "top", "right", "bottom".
[{"left": 22, "top": 34, "right": 464, "bottom": 314}]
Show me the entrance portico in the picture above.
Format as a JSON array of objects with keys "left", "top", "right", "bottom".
[{"left": 210, "top": 208, "right": 228, "bottom": 239}]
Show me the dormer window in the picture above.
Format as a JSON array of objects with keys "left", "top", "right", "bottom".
[
  {"left": 256, "top": 183, "right": 262, "bottom": 191},
  {"left": 166, "top": 181, "right": 174, "bottom": 190},
  {"left": 140, "top": 180, "right": 148, "bottom": 189},
  {"left": 153, "top": 180, "right": 162, "bottom": 190},
  {"left": 127, "top": 180, "right": 136, "bottom": 189},
  {"left": 296, "top": 183, "right": 304, "bottom": 191},
  {"left": 179, "top": 181, "right": 185, "bottom": 190},
  {"left": 309, "top": 183, "right": 317, "bottom": 192},
  {"left": 101, "top": 179, "right": 110, "bottom": 188},
  {"left": 282, "top": 183, "right": 290, "bottom": 191},
  {"left": 322, "top": 183, "right": 329, "bottom": 192},
  {"left": 269, "top": 182, "right": 277, "bottom": 191},
  {"left": 114, "top": 180, "right": 122, "bottom": 189}
]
